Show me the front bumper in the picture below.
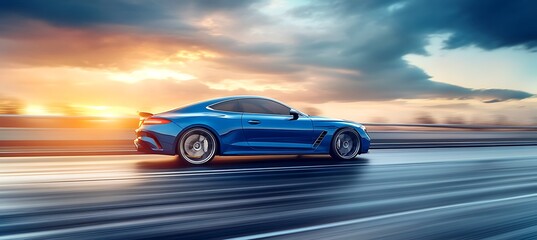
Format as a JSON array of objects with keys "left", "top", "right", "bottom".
[{"left": 359, "top": 129, "right": 371, "bottom": 154}]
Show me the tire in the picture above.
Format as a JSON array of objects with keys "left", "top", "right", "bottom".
[
  {"left": 330, "top": 128, "right": 361, "bottom": 160},
  {"left": 177, "top": 128, "right": 217, "bottom": 165}
]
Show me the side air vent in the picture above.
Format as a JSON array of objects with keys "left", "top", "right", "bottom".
[{"left": 312, "top": 131, "right": 327, "bottom": 148}]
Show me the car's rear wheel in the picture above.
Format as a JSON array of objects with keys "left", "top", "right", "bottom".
[
  {"left": 178, "top": 128, "right": 217, "bottom": 165},
  {"left": 330, "top": 128, "right": 361, "bottom": 160}
]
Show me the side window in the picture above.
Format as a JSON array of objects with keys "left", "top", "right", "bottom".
[
  {"left": 210, "top": 100, "right": 241, "bottom": 112},
  {"left": 240, "top": 99, "right": 290, "bottom": 115}
]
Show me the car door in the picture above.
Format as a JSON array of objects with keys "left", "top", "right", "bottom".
[{"left": 239, "top": 98, "right": 314, "bottom": 150}]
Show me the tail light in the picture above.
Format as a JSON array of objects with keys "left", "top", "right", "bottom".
[{"left": 142, "top": 117, "right": 171, "bottom": 125}]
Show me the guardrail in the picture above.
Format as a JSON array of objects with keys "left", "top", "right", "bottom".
[
  {"left": 0, "top": 115, "right": 535, "bottom": 130},
  {"left": 363, "top": 123, "right": 537, "bottom": 130},
  {"left": 1, "top": 128, "right": 536, "bottom": 157},
  {"left": 1, "top": 128, "right": 536, "bottom": 142}
]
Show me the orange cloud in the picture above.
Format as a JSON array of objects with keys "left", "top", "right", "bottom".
[
  {"left": 0, "top": 1, "right": 535, "bottom": 124},
  {"left": 0, "top": 21, "right": 219, "bottom": 70}
]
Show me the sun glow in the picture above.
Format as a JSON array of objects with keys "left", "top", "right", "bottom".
[
  {"left": 25, "top": 105, "right": 54, "bottom": 116},
  {"left": 74, "top": 105, "right": 133, "bottom": 117}
]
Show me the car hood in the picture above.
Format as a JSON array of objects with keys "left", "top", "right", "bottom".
[
  {"left": 308, "top": 115, "right": 362, "bottom": 125},
  {"left": 308, "top": 115, "right": 342, "bottom": 122}
]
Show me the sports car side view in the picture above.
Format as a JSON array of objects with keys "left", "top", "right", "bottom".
[{"left": 135, "top": 96, "right": 371, "bottom": 165}]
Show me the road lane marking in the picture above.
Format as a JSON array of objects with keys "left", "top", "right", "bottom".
[
  {"left": 4, "top": 155, "right": 537, "bottom": 185},
  {"left": 0, "top": 163, "right": 367, "bottom": 186},
  {"left": 0, "top": 154, "right": 163, "bottom": 161},
  {"left": 3, "top": 192, "right": 537, "bottom": 240},
  {"left": 228, "top": 192, "right": 537, "bottom": 240},
  {"left": 4, "top": 173, "right": 537, "bottom": 218}
]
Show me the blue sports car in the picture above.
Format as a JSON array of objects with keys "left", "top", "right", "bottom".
[{"left": 135, "top": 96, "right": 370, "bottom": 165}]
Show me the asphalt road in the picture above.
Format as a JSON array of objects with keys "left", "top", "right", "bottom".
[{"left": 2, "top": 146, "right": 537, "bottom": 239}]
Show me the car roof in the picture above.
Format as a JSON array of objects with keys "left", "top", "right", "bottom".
[
  {"left": 206, "top": 95, "right": 277, "bottom": 103},
  {"left": 170, "top": 95, "right": 286, "bottom": 113}
]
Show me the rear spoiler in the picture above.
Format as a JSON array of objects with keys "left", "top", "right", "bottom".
[{"left": 138, "top": 112, "right": 154, "bottom": 118}]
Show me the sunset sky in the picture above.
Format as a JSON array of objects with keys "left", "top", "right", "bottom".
[{"left": 0, "top": 0, "right": 536, "bottom": 124}]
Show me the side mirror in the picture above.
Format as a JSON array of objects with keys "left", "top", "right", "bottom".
[{"left": 290, "top": 109, "right": 299, "bottom": 120}]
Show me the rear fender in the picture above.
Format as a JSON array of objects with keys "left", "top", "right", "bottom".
[{"left": 173, "top": 125, "right": 222, "bottom": 155}]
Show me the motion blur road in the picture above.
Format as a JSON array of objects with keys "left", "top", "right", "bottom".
[{"left": 2, "top": 146, "right": 537, "bottom": 239}]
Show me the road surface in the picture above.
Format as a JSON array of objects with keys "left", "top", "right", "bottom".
[{"left": 2, "top": 146, "right": 537, "bottom": 239}]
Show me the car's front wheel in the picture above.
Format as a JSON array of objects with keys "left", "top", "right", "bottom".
[
  {"left": 330, "top": 128, "right": 361, "bottom": 160},
  {"left": 178, "top": 128, "right": 217, "bottom": 165}
]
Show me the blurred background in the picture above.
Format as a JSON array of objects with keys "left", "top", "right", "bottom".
[
  {"left": 1, "top": 1, "right": 536, "bottom": 153},
  {"left": 2, "top": 1, "right": 537, "bottom": 239},
  {"left": 1, "top": 0, "right": 537, "bottom": 125}
]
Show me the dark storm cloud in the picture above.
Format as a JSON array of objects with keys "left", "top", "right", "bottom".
[
  {"left": 312, "top": 0, "right": 537, "bottom": 51},
  {"left": 0, "top": 0, "right": 167, "bottom": 27},
  {"left": 0, "top": 0, "right": 534, "bottom": 102},
  {"left": 390, "top": 0, "right": 537, "bottom": 50},
  {"left": 0, "top": 0, "right": 259, "bottom": 28},
  {"left": 283, "top": 0, "right": 536, "bottom": 102}
]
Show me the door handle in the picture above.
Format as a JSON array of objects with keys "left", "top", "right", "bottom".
[{"left": 247, "top": 120, "right": 261, "bottom": 125}]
